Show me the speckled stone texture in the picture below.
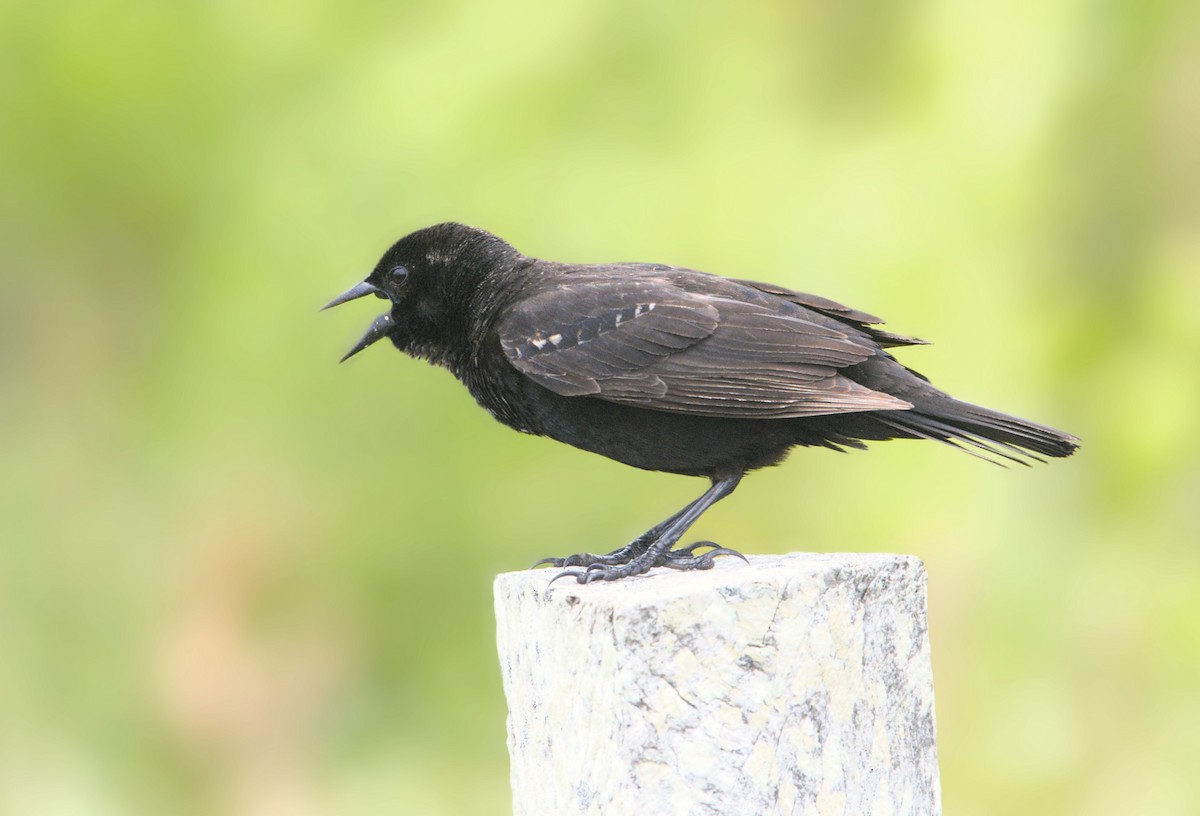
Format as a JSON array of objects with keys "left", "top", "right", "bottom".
[{"left": 495, "top": 553, "right": 940, "bottom": 816}]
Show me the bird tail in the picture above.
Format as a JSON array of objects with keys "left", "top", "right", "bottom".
[{"left": 874, "top": 397, "right": 1080, "bottom": 466}]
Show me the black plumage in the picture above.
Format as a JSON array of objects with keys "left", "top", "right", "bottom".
[{"left": 325, "top": 223, "right": 1079, "bottom": 582}]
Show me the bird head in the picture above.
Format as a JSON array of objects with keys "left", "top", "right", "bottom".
[{"left": 323, "top": 223, "right": 518, "bottom": 363}]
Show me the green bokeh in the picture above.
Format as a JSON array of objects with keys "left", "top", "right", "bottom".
[{"left": 2, "top": 1, "right": 1197, "bottom": 814}]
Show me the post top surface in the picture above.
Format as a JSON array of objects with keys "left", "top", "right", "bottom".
[{"left": 496, "top": 552, "right": 925, "bottom": 608}]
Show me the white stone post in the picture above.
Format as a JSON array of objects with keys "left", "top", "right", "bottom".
[{"left": 494, "top": 553, "right": 940, "bottom": 816}]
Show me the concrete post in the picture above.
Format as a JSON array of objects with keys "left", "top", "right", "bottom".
[{"left": 495, "top": 553, "right": 941, "bottom": 816}]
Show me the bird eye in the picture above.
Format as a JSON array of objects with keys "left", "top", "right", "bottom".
[{"left": 390, "top": 265, "right": 409, "bottom": 279}]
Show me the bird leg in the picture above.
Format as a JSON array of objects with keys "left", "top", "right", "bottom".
[{"left": 550, "top": 471, "right": 744, "bottom": 584}]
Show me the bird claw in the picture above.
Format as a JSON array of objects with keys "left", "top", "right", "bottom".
[
  {"left": 547, "top": 563, "right": 620, "bottom": 586},
  {"left": 547, "top": 568, "right": 587, "bottom": 586},
  {"left": 534, "top": 552, "right": 616, "bottom": 570},
  {"left": 664, "top": 540, "right": 718, "bottom": 558},
  {"left": 658, "top": 543, "right": 748, "bottom": 571}
]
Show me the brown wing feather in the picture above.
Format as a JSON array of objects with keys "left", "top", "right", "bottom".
[
  {"left": 498, "top": 278, "right": 912, "bottom": 418},
  {"left": 731, "top": 278, "right": 930, "bottom": 348}
]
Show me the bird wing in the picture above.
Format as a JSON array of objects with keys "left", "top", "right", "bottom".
[
  {"left": 497, "top": 278, "right": 912, "bottom": 418},
  {"left": 730, "top": 278, "right": 930, "bottom": 348}
]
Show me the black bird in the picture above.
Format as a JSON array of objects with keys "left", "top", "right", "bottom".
[{"left": 325, "top": 223, "right": 1078, "bottom": 583}]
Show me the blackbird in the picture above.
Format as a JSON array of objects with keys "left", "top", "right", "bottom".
[{"left": 325, "top": 223, "right": 1078, "bottom": 583}]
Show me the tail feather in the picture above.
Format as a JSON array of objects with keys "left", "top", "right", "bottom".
[{"left": 882, "top": 398, "right": 1080, "bottom": 466}]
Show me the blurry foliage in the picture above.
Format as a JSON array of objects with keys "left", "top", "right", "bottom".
[{"left": 1, "top": 1, "right": 1198, "bottom": 814}]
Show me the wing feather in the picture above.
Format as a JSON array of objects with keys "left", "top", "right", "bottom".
[
  {"left": 731, "top": 277, "right": 930, "bottom": 348},
  {"left": 498, "top": 278, "right": 911, "bottom": 418}
]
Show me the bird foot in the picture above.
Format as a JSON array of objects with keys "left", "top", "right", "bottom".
[
  {"left": 547, "top": 541, "right": 746, "bottom": 585},
  {"left": 532, "top": 536, "right": 652, "bottom": 569},
  {"left": 533, "top": 552, "right": 615, "bottom": 569},
  {"left": 532, "top": 549, "right": 632, "bottom": 570},
  {"left": 547, "top": 560, "right": 650, "bottom": 585}
]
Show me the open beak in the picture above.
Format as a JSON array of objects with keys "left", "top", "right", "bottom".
[
  {"left": 339, "top": 312, "right": 395, "bottom": 363},
  {"left": 323, "top": 280, "right": 393, "bottom": 362},
  {"left": 322, "top": 280, "right": 379, "bottom": 311}
]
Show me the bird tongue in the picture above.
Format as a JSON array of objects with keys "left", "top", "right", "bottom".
[{"left": 340, "top": 312, "right": 395, "bottom": 362}]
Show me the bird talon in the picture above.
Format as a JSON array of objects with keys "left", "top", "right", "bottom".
[
  {"left": 668, "top": 540, "right": 718, "bottom": 558},
  {"left": 535, "top": 554, "right": 596, "bottom": 569},
  {"left": 708, "top": 546, "right": 750, "bottom": 565},
  {"left": 548, "top": 569, "right": 587, "bottom": 586},
  {"left": 579, "top": 563, "right": 611, "bottom": 583},
  {"left": 658, "top": 544, "right": 748, "bottom": 571}
]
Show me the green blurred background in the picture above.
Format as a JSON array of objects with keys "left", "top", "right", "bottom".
[{"left": 2, "top": 1, "right": 1198, "bottom": 814}]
